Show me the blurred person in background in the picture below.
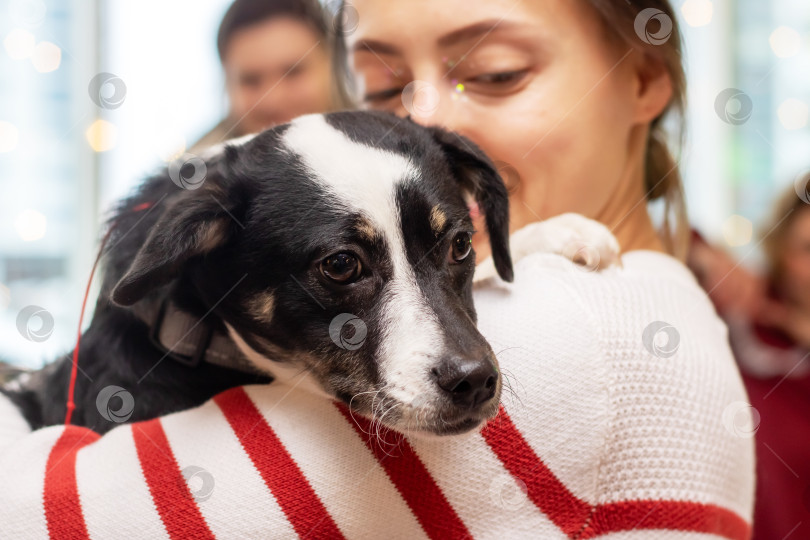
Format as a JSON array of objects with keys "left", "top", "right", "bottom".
[
  {"left": 190, "top": 0, "right": 351, "bottom": 152},
  {"left": 689, "top": 174, "right": 810, "bottom": 539}
]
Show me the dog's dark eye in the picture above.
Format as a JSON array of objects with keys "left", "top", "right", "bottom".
[
  {"left": 320, "top": 252, "right": 362, "bottom": 283},
  {"left": 450, "top": 232, "right": 473, "bottom": 263}
]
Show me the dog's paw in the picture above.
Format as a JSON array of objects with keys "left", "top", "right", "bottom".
[
  {"left": 509, "top": 213, "right": 622, "bottom": 271},
  {"left": 474, "top": 214, "right": 622, "bottom": 283}
]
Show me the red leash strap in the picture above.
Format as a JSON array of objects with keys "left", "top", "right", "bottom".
[{"left": 64, "top": 201, "right": 154, "bottom": 426}]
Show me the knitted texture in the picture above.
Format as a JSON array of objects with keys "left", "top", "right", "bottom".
[{"left": 0, "top": 252, "right": 754, "bottom": 539}]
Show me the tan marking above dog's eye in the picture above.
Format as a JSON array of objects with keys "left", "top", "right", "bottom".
[
  {"left": 355, "top": 220, "right": 378, "bottom": 241},
  {"left": 430, "top": 206, "right": 447, "bottom": 234},
  {"left": 247, "top": 292, "right": 275, "bottom": 322}
]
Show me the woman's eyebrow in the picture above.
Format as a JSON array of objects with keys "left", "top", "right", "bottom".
[
  {"left": 352, "top": 39, "right": 401, "bottom": 56},
  {"left": 352, "top": 19, "right": 525, "bottom": 56},
  {"left": 436, "top": 19, "right": 522, "bottom": 48}
]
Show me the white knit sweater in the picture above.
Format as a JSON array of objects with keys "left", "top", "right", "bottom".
[{"left": 0, "top": 251, "right": 755, "bottom": 539}]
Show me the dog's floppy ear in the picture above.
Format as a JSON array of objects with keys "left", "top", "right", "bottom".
[
  {"left": 428, "top": 128, "right": 514, "bottom": 282},
  {"left": 110, "top": 182, "right": 237, "bottom": 307}
]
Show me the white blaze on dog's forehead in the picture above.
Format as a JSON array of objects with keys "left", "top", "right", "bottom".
[
  {"left": 283, "top": 114, "right": 446, "bottom": 402},
  {"left": 282, "top": 114, "right": 418, "bottom": 231}
]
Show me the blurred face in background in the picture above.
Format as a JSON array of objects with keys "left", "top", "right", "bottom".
[
  {"left": 348, "top": 0, "right": 673, "bottom": 256},
  {"left": 223, "top": 16, "right": 334, "bottom": 134},
  {"left": 780, "top": 208, "right": 810, "bottom": 310}
]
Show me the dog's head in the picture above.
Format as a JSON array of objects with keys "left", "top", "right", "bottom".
[{"left": 111, "top": 111, "right": 513, "bottom": 436}]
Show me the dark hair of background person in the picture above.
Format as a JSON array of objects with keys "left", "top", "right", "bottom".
[{"left": 331, "top": 0, "right": 689, "bottom": 259}]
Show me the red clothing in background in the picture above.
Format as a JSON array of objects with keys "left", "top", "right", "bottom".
[{"left": 743, "top": 370, "right": 810, "bottom": 540}]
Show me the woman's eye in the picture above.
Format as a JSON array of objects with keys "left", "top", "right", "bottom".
[
  {"left": 449, "top": 232, "right": 473, "bottom": 263},
  {"left": 363, "top": 87, "right": 403, "bottom": 104},
  {"left": 320, "top": 252, "right": 362, "bottom": 283},
  {"left": 465, "top": 69, "right": 530, "bottom": 93}
]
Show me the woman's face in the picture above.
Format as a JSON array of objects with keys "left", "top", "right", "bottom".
[
  {"left": 224, "top": 17, "right": 334, "bottom": 134},
  {"left": 348, "top": 0, "right": 667, "bottom": 249},
  {"left": 781, "top": 209, "right": 810, "bottom": 309}
]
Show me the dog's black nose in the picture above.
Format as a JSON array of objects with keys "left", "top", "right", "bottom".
[{"left": 432, "top": 358, "right": 498, "bottom": 409}]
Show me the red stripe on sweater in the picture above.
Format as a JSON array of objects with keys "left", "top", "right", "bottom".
[
  {"left": 336, "top": 403, "right": 472, "bottom": 540},
  {"left": 43, "top": 426, "right": 100, "bottom": 540},
  {"left": 580, "top": 500, "right": 752, "bottom": 540},
  {"left": 214, "top": 387, "right": 345, "bottom": 540},
  {"left": 483, "top": 405, "right": 751, "bottom": 540},
  {"left": 132, "top": 419, "right": 215, "bottom": 540},
  {"left": 482, "top": 405, "right": 591, "bottom": 536}
]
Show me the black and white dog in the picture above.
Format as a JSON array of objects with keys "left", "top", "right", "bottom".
[{"left": 2, "top": 111, "right": 617, "bottom": 436}]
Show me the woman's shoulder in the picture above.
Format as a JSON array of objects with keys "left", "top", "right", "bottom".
[
  {"left": 475, "top": 249, "right": 726, "bottom": 348},
  {"left": 473, "top": 250, "right": 755, "bottom": 524}
]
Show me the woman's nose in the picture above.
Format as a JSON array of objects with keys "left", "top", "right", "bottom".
[{"left": 405, "top": 79, "right": 464, "bottom": 132}]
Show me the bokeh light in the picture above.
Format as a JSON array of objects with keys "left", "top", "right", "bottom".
[
  {"left": 85, "top": 119, "right": 118, "bottom": 152},
  {"left": 778, "top": 98, "right": 809, "bottom": 130},
  {"left": 769, "top": 26, "right": 802, "bottom": 58},
  {"left": 3, "top": 28, "right": 36, "bottom": 60},
  {"left": 31, "top": 41, "right": 61, "bottom": 73},
  {"left": 681, "top": 0, "right": 714, "bottom": 28},
  {"left": 722, "top": 214, "right": 753, "bottom": 247},
  {"left": 14, "top": 209, "right": 48, "bottom": 242}
]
